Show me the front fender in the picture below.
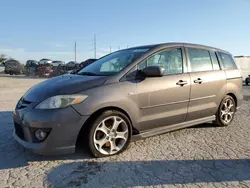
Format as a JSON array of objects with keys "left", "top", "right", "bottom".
[{"left": 72, "top": 82, "right": 140, "bottom": 130}]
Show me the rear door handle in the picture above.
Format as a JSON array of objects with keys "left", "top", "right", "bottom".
[
  {"left": 176, "top": 80, "right": 188, "bottom": 86},
  {"left": 194, "top": 78, "right": 203, "bottom": 84}
]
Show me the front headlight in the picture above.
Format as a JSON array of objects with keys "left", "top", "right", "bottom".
[{"left": 35, "top": 95, "right": 88, "bottom": 109}]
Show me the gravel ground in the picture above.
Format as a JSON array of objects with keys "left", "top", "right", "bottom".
[{"left": 0, "top": 75, "right": 250, "bottom": 188}]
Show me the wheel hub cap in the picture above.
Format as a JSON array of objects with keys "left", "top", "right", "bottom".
[{"left": 108, "top": 131, "right": 116, "bottom": 137}]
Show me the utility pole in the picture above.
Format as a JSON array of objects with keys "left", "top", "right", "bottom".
[
  {"left": 110, "top": 46, "right": 112, "bottom": 53},
  {"left": 74, "top": 41, "right": 76, "bottom": 62},
  {"left": 94, "top": 34, "right": 96, "bottom": 59},
  {"left": 127, "top": 45, "right": 129, "bottom": 48},
  {"left": 118, "top": 46, "right": 120, "bottom": 50}
]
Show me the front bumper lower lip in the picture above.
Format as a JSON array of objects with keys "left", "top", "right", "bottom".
[{"left": 13, "top": 129, "right": 75, "bottom": 155}]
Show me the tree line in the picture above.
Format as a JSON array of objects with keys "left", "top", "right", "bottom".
[
  {"left": 0, "top": 54, "right": 14, "bottom": 64},
  {"left": 0, "top": 54, "right": 7, "bottom": 63}
]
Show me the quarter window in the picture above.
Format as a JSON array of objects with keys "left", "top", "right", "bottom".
[
  {"left": 218, "top": 52, "right": 237, "bottom": 70},
  {"left": 138, "top": 60, "right": 147, "bottom": 70},
  {"left": 187, "top": 48, "right": 213, "bottom": 72},
  {"left": 138, "top": 48, "right": 183, "bottom": 75}
]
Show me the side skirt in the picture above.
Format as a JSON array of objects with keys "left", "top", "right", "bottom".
[{"left": 131, "top": 116, "right": 215, "bottom": 142}]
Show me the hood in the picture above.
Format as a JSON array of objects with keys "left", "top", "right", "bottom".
[{"left": 23, "top": 74, "right": 108, "bottom": 102}]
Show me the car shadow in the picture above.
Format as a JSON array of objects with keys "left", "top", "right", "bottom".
[
  {"left": 0, "top": 111, "right": 93, "bottom": 170},
  {"left": 189, "top": 122, "right": 218, "bottom": 129},
  {"left": 46, "top": 159, "right": 250, "bottom": 187}
]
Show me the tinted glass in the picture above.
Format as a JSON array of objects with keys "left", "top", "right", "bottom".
[
  {"left": 218, "top": 52, "right": 237, "bottom": 70},
  {"left": 138, "top": 48, "right": 183, "bottom": 75},
  {"left": 138, "top": 60, "right": 147, "bottom": 70},
  {"left": 210, "top": 52, "right": 220, "bottom": 70},
  {"left": 188, "top": 48, "right": 213, "bottom": 72},
  {"left": 78, "top": 48, "right": 149, "bottom": 76}
]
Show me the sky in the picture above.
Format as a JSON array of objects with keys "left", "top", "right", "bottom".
[{"left": 0, "top": 0, "right": 250, "bottom": 63}]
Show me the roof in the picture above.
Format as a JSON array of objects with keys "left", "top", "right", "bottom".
[
  {"left": 5, "top": 59, "right": 19, "bottom": 63},
  {"left": 234, "top": 56, "right": 250, "bottom": 58},
  {"left": 40, "top": 59, "right": 52, "bottom": 61},
  {"left": 52, "top": 61, "right": 64, "bottom": 62},
  {"left": 128, "top": 42, "right": 230, "bottom": 54}
]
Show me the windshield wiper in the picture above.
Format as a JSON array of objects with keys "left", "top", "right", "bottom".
[{"left": 78, "top": 72, "right": 99, "bottom": 76}]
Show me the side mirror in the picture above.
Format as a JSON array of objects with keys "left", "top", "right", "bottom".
[{"left": 141, "top": 66, "right": 164, "bottom": 77}]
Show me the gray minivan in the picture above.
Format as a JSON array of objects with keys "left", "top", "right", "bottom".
[{"left": 13, "top": 43, "right": 243, "bottom": 157}]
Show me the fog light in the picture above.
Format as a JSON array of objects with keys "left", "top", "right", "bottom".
[{"left": 35, "top": 130, "right": 47, "bottom": 141}]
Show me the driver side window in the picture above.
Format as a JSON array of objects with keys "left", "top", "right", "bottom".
[{"left": 138, "top": 48, "right": 183, "bottom": 75}]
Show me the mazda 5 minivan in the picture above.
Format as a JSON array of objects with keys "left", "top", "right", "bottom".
[{"left": 13, "top": 43, "right": 243, "bottom": 157}]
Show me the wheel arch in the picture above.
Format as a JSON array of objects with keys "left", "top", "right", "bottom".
[
  {"left": 226, "top": 93, "right": 237, "bottom": 107},
  {"left": 76, "top": 106, "right": 139, "bottom": 146}
]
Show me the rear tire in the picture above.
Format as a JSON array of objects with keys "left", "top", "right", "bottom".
[
  {"left": 214, "top": 95, "right": 236, "bottom": 127},
  {"left": 245, "top": 79, "right": 249, "bottom": 85},
  {"left": 87, "top": 110, "right": 131, "bottom": 158}
]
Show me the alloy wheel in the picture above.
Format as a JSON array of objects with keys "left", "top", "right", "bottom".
[
  {"left": 220, "top": 98, "right": 235, "bottom": 124},
  {"left": 93, "top": 116, "right": 129, "bottom": 155}
]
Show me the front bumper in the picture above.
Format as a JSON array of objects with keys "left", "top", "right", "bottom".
[{"left": 13, "top": 106, "right": 89, "bottom": 155}]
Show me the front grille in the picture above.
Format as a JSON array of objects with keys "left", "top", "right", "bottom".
[
  {"left": 16, "top": 98, "right": 32, "bottom": 109},
  {"left": 14, "top": 123, "right": 25, "bottom": 140}
]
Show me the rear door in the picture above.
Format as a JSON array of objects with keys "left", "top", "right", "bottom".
[
  {"left": 217, "top": 52, "right": 243, "bottom": 107},
  {"left": 136, "top": 47, "right": 191, "bottom": 131},
  {"left": 185, "top": 47, "right": 227, "bottom": 121}
]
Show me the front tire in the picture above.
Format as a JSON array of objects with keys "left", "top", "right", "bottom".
[
  {"left": 214, "top": 95, "right": 236, "bottom": 126},
  {"left": 87, "top": 110, "right": 131, "bottom": 158}
]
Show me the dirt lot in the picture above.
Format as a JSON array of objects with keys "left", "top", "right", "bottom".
[{"left": 0, "top": 74, "right": 250, "bottom": 188}]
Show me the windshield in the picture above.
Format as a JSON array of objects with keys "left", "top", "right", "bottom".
[{"left": 78, "top": 48, "right": 149, "bottom": 76}]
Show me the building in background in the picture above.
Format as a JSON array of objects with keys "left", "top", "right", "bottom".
[{"left": 234, "top": 56, "right": 250, "bottom": 80}]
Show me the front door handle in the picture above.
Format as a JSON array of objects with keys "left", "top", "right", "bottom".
[
  {"left": 194, "top": 78, "right": 203, "bottom": 84},
  {"left": 176, "top": 80, "right": 188, "bottom": 86}
]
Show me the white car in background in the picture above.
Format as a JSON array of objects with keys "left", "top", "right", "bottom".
[
  {"left": 38, "top": 59, "right": 52, "bottom": 65},
  {"left": 52, "top": 61, "right": 64, "bottom": 67}
]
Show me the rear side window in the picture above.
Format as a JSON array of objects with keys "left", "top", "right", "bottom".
[
  {"left": 187, "top": 48, "right": 213, "bottom": 72},
  {"left": 209, "top": 51, "right": 220, "bottom": 70},
  {"left": 218, "top": 52, "right": 237, "bottom": 70}
]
